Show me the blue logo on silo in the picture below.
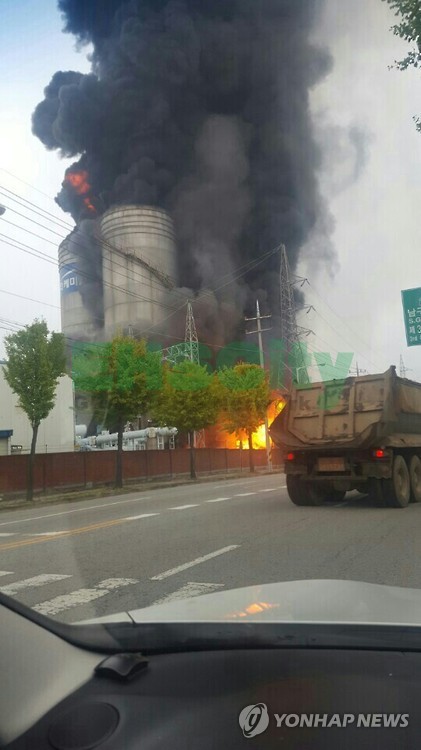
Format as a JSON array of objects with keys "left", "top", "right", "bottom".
[{"left": 60, "top": 264, "right": 81, "bottom": 294}]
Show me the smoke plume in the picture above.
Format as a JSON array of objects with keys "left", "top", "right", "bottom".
[{"left": 33, "top": 0, "right": 333, "bottom": 338}]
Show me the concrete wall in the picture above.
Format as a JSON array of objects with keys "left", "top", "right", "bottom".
[{"left": 0, "top": 366, "right": 75, "bottom": 454}]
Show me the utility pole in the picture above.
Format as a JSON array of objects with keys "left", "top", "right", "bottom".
[{"left": 245, "top": 300, "right": 273, "bottom": 472}]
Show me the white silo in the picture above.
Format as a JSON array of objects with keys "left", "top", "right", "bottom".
[
  {"left": 58, "top": 233, "right": 103, "bottom": 340},
  {"left": 100, "top": 205, "right": 177, "bottom": 338}
]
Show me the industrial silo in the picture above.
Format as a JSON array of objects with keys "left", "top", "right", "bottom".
[
  {"left": 58, "top": 233, "right": 103, "bottom": 340},
  {"left": 100, "top": 205, "right": 177, "bottom": 339}
]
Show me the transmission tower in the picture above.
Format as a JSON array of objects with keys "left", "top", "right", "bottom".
[
  {"left": 399, "top": 354, "right": 411, "bottom": 379},
  {"left": 185, "top": 300, "right": 199, "bottom": 364},
  {"left": 278, "top": 244, "right": 311, "bottom": 389},
  {"left": 162, "top": 300, "right": 199, "bottom": 366}
]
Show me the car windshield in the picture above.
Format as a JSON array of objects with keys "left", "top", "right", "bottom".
[{"left": 0, "top": 0, "right": 420, "bottom": 627}]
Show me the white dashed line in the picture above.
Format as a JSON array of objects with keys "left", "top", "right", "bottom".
[
  {"left": 169, "top": 504, "right": 199, "bottom": 511},
  {"left": 30, "top": 531, "right": 68, "bottom": 536},
  {"left": 151, "top": 545, "right": 240, "bottom": 581},
  {"left": 206, "top": 497, "right": 230, "bottom": 503},
  {"left": 259, "top": 488, "right": 277, "bottom": 493},
  {"left": 0, "top": 533, "right": 16, "bottom": 537},
  {"left": 0, "top": 571, "right": 13, "bottom": 578},
  {"left": 125, "top": 513, "right": 160, "bottom": 520},
  {"left": 0, "top": 574, "right": 71, "bottom": 596},
  {"left": 234, "top": 492, "right": 256, "bottom": 497},
  {"left": 33, "top": 578, "right": 138, "bottom": 617}
]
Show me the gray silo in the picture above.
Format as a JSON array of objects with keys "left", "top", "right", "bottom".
[{"left": 100, "top": 205, "right": 177, "bottom": 339}]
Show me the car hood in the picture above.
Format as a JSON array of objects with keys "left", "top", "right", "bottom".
[{"left": 80, "top": 579, "right": 421, "bottom": 626}]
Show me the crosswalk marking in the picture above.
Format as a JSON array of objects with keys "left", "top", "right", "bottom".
[
  {"left": 151, "top": 582, "right": 225, "bottom": 606},
  {"left": 0, "top": 574, "right": 71, "bottom": 596},
  {"left": 34, "top": 578, "right": 138, "bottom": 616}
]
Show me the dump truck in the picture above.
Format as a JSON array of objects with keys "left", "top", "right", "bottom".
[{"left": 269, "top": 366, "right": 421, "bottom": 508}]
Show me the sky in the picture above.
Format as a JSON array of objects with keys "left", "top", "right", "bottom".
[{"left": 0, "top": 0, "right": 420, "bottom": 381}]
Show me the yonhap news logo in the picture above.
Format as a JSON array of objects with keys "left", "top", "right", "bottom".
[
  {"left": 238, "top": 705, "right": 409, "bottom": 737},
  {"left": 239, "top": 704, "right": 270, "bottom": 738}
]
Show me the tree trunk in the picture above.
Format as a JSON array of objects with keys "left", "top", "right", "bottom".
[
  {"left": 247, "top": 429, "right": 255, "bottom": 473},
  {"left": 189, "top": 431, "right": 197, "bottom": 480},
  {"left": 115, "top": 421, "right": 124, "bottom": 489},
  {"left": 27, "top": 423, "right": 39, "bottom": 501}
]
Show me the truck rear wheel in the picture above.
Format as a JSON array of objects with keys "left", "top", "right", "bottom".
[
  {"left": 409, "top": 455, "right": 421, "bottom": 503},
  {"left": 286, "top": 475, "right": 316, "bottom": 506},
  {"left": 381, "top": 454, "right": 410, "bottom": 508}
]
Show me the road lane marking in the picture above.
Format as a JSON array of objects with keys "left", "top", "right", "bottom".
[
  {"left": 0, "top": 571, "right": 13, "bottom": 577},
  {"left": 125, "top": 513, "right": 160, "bottom": 520},
  {"left": 151, "top": 545, "right": 240, "bottom": 581},
  {"left": 259, "top": 488, "right": 277, "bottom": 493},
  {"left": 169, "top": 504, "right": 199, "bottom": 510},
  {"left": 0, "top": 533, "right": 16, "bottom": 537},
  {"left": 0, "top": 496, "right": 152, "bottom": 528},
  {"left": 234, "top": 492, "right": 256, "bottom": 497},
  {"left": 0, "top": 516, "right": 143, "bottom": 551},
  {"left": 206, "top": 497, "right": 230, "bottom": 503},
  {"left": 30, "top": 531, "right": 68, "bottom": 536},
  {"left": 0, "top": 574, "right": 71, "bottom": 596},
  {"left": 33, "top": 578, "right": 138, "bottom": 617},
  {"left": 151, "top": 582, "right": 225, "bottom": 606}
]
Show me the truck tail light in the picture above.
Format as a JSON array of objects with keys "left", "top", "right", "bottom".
[
  {"left": 286, "top": 452, "right": 295, "bottom": 461},
  {"left": 373, "top": 449, "right": 386, "bottom": 459}
]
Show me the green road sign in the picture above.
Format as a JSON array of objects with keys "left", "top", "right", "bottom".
[{"left": 401, "top": 287, "right": 421, "bottom": 347}]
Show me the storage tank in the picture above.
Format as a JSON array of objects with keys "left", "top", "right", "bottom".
[
  {"left": 100, "top": 205, "right": 177, "bottom": 339},
  {"left": 58, "top": 233, "right": 103, "bottom": 340}
]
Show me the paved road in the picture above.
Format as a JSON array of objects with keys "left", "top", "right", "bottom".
[{"left": 1, "top": 473, "right": 421, "bottom": 623}]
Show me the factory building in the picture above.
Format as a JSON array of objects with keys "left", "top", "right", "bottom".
[{"left": 0, "top": 364, "right": 75, "bottom": 455}]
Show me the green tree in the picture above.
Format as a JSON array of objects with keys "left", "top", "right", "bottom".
[
  {"left": 4, "top": 320, "right": 66, "bottom": 501},
  {"left": 384, "top": 0, "right": 421, "bottom": 129},
  {"left": 73, "top": 335, "right": 162, "bottom": 488},
  {"left": 218, "top": 363, "right": 271, "bottom": 473},
  {"left": 152, "top": 360, "right": 221, "bottom": 479}
]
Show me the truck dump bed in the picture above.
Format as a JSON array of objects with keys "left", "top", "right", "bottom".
[{"left": 270, "top": 366, "right": 421, "bottom": 452}]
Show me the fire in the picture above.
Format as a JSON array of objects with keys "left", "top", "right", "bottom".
[
  {"left": 249, "top": 396, "right": 286, "bottom": 449},
  {"left": 212, "top": 394, "right": 286, "bottom": 450},
  {"left": 65, "top": 170, "right": 96, "bottom": 213}
]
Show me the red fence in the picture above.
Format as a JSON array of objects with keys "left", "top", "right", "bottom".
[{"left": 0, "top": 448, "right": 283, "bottom": 495}]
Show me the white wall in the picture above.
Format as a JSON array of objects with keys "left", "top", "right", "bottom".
[{"left": 0, "top": 365, "right": 75, "bottom": 454}]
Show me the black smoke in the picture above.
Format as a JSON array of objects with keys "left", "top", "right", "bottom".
[{"left": 33, "top": 0, "right": 333, "bottom": 338}]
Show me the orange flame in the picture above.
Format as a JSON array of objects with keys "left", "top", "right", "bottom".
[
  {"left": 65, "top": 170, "right": 96, "bottom": 213},
  {"left": 211, "top": 394, "right": 286, "bottom": 449}
]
